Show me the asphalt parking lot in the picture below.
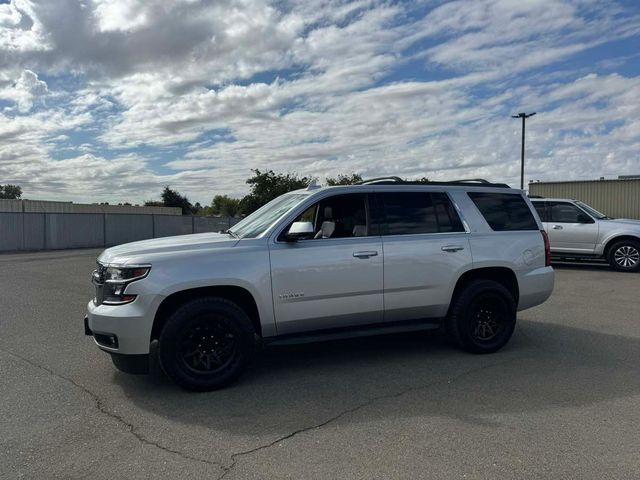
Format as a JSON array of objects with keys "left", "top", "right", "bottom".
[{"left": 1, "top": 250, "right": 639, "bottom": 479}]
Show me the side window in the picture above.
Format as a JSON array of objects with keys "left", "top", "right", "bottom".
[
  {"left": 549, "top": 202, "right": 589, "bottom": 223},
  {"left": 432, "top": 192, "right": 465, "bottom": 233},
  {"left": 468, "top": 192, "right": 538, "bottom": 231},
  {"left": 377, "top": 192, "right": 465, "bottom": 235},
  {"left": 284, "top": 194, "right": 369, "bottom": 240},
  {"left": 533, "top": 202, "right": 549, "bottom": 222},
  {"left": 297, "top": 204, "right": 317, "bottom": 224},
  {"left": 378, "top": 192, "right": 438, "bottom": 235}
]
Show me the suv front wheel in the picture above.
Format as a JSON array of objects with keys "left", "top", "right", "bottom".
[
  {"left": 446, "top": 279, "right": 517, "bottom": 354},
  {"left": 158, "top": 297, "right": 255, "bottom": 391},
  {"left": 607, "top": 239, "right": 640, "bottom": 272}
]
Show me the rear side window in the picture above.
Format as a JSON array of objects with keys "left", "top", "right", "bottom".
[
  {"left": 468, "top": 192, "right": 538, "bottom": 231},
  {"left": 432, "top": 192, "right": 465, "bottom": 233},
  {"left": 377, "top": 192, "right": 464, "bottom": 235},
  {"left": 532, "top": 202, "right": 550, "bottom": 222}
]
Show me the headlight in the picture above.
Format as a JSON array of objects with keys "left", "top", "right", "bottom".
[
  {"left": 105, "top": 266, "right": 150, "bottom": 282},
  {"left": 93, "top": 264, "right": 151, "bottom": 305}
]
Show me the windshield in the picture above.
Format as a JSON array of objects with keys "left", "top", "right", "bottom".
[
  {"left": 575, "top": 201, "right": 611, "bottom": 219},
  {"left": 229, "top": 193, "right": 310, "bottom": 239}
]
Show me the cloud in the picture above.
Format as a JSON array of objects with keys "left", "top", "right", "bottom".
[
  {"left": 0, "top": 0, "right": 639, "bottom": 203},
  {"left": 0, "top": 68, "right": 48, "bottom": 112}
]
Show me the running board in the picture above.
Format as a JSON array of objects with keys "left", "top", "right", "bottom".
[
  {"left": 551, "top": 254, "right": 605, "bottom": 261},
  {"left": 264, "top": 318, "right": 442, "bottom": 346}
]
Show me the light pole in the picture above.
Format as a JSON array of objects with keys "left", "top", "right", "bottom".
[{"left": 512, "top": 112, "right": 536, "bottom": 190}]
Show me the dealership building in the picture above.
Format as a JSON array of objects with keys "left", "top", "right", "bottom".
[{"left": 528, "top": 176, "right": 640, "bottom": 220}]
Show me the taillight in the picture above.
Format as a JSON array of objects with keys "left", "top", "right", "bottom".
[{"left": 541, "top": 230, "right": 551, "bottom": 266}]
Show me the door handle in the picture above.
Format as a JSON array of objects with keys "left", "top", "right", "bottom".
[
  {"left": 353, "top": 251, "right": 378, "bottom": 258},
  {"left": 441, "top": 245, "right": 465, "bottom": 253},
  {"left": 551, "top": 225, "right": 563, "bottom": 230}
]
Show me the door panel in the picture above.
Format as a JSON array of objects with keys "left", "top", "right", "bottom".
[
  {"left": 382, "top": 234, "right": 472, "bottom": 320},
  {"left": 374, "top": 191, "right": 471, "bottom": 321},
  {"left": 547, "top": 202, "right": 599, "bottom": 253},
  {"left": 269, "top": 237, "right": 384, "bottom": 334}
]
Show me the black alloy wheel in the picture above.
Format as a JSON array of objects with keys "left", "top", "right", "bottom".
[
  {"left": 446, "top": 279, "right": 517, "bottom": 354},
  {"left": 178, "top": 316, "right": 238, "bottom": 374},
  {"left": 469, "top": 294, "right": 508, "bottom": 343},
  {"left": 158, "top": 297, "right": 255, "bottom": 391}
]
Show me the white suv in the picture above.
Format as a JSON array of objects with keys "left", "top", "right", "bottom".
[
  {"left": 531, "top": 198, "right": 640, "bottom": 272},
  {"left": 85, "top": 178, "right": 554, "bottom": 390}
]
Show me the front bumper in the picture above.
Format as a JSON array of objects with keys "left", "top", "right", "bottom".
[
  {"left": 86, "top": 293, "right": 161, "bottom": 355},
  {"left": 110, "top": 353, "right": 149, "bottom": 374},
  {"left": 84, "top": 315, "right": 92, "bottom": 336}
]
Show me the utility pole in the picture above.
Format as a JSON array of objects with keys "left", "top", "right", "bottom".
[{"left": 511, "top": 112, "right": 536, "bottom": 190}]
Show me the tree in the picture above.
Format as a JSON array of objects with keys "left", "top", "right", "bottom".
[
  {"left": 145, "top": 186, "right": 194, "bottom": 214},
  {"left": 0, "top": 184, "right": 22, "bottom": 199},
  {"left": 161, "top": 186, "right": 194, "bottom": 215},
  {"left": 239, "top": 169, "right": 313, "bottom": 214},
  {"left": 211, "top": 195, "right": 241, "bottom": 217},
  {"left": 326, "top": 173, "right": 363, "bottom": 186}
]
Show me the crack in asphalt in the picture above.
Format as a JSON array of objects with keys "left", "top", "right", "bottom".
[
  {"left": 1, "top": 347, "right": 223, "bottom": 471},
  {"left": 216, "top": 355, "right": 518, "bottom": 479},
  {"left": 3, "top": 345, "right": 519, "bottom": 480}
]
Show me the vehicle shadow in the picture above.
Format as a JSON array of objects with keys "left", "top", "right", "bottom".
[{"left": 112, "top": 319, "right": 640, "bottom": 435}]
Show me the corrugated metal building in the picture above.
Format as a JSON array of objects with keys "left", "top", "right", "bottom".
[
  {"left": 529, "top": 177, "right": 640, "bottom": 219},
  {"left": 0, "top": 199, "right": 181, "bottom": 215}
]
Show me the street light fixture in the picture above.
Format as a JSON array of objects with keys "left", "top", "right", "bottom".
[{"left": 512, "top": 112, "right": 536, "bottom": 190}]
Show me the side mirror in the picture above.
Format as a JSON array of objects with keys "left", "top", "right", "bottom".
[
  {"left": 285, "top": 221, "right": 315, "bottom": 242},
  {"left": 577, "top": 213, "right": 593, "bottom": 224}
]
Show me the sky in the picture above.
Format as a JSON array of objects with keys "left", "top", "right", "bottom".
[{"left": 0, "top": 0, "right": 639, "bottom": 205}]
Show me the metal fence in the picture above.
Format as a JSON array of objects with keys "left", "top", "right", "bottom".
[
  {"left": 0, "top": 213, "right": 240, "bottom": 252},
  {"left": 529, "top": 178, "right": 640, "bottom": 220},
  {"left": 0, "top": 198, "right": 181, "bottom": 215}
]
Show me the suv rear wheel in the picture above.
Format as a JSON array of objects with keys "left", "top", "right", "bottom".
[
  {"left": 446, "top": 279, "right": 517, "bottom": 354},
  {"left": 158, "top": 297, "right": 255, "bottom": 391},
  {"left": 607, "top": 239, "right": 640, "bottom": 272}
]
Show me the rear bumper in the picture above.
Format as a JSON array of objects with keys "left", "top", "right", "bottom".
[{"left": 517, "top": 266, "right": 554, "bottom": 311}]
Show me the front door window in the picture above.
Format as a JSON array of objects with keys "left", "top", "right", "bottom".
[{"left": 282, "top": 193, "right": 370, "bottom": 240}]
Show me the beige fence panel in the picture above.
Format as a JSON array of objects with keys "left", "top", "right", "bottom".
[{"left": 529, "top": 178, "right": 640, "bottom": 220}]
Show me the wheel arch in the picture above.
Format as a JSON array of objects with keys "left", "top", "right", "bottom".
[
  {"left": 603, "top": 235, "right": 640, "bottom": 258},
  {"left": 448, "top": 267, "right": 519, "bottom": 312},
  {"left": 151, "top": 286, "right": 262, "bottom": 342}
]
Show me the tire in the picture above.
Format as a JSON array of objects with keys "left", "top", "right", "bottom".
[
  {"left": 607, "top": 239, "right": 640, "bottom": 272},
  {"left": 158, "top": 297, "right": 255, "bottom": 391},
  {"left": 446, "top": 279, "right": 517, "bottom": 354}
]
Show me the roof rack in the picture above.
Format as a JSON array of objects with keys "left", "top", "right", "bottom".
[
  {"left": 357, "top": 177, "right": 511, "bottom": 188},
  {"left": 358, "top": 176, "right": 404, "bottom": 184},
  {"left": 450, "top": 178, "right": 491, "bottom": 184}
]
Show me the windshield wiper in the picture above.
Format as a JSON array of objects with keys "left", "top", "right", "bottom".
[{"left": 223, "top": 229, "right": 239, "bottom": 238}]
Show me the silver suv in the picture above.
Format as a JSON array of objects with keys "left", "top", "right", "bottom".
[
  {"left": 85, "top": 178, "right": 554, "bottom": 390},
  {"left": 530, "top": 198, "right": 640, "bottom": 272}
]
